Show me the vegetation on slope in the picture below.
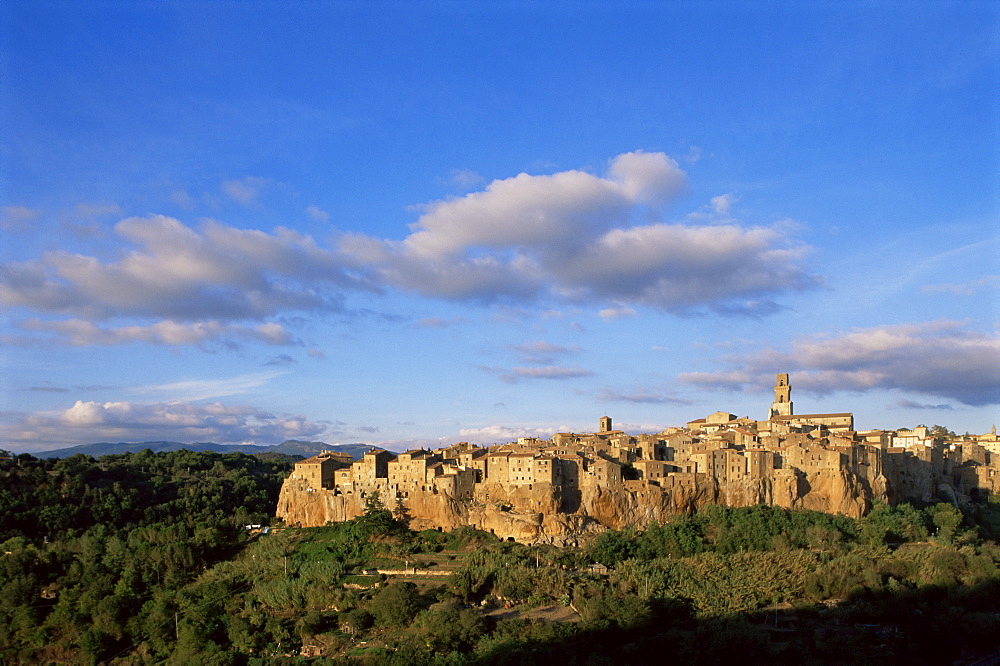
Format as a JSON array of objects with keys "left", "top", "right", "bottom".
[
  {"left": 2, "top": 450, "right": 999, "bottom": 664},
  {"left": 0, "top": 449, "right": 293, "bottom": 663}
]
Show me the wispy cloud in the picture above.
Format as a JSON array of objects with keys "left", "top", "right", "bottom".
[
  {"left": 446, "top": 168, "right": 485, "bottom": 189},
  {"left": 417, "top": 316, "right": 465, "bottom": 328},
  {"left": 888, "top": 399, "right": 954, "bottom": 411},
  {"left": 598, "top": 388, "right": 692, "bottom": 405},
  {"left": 598, "top": 307, "right": 637, "bottom": 320},
  {"left": 680, "top": 321, "right": 1000, "bottom": 406},
  {"left": 221, "top": 176, "right": 269, "bottom": 205},
  {"left": 502, "top": 366, "right": 594, "bottom": 383},
  {"left": 19, "top": 319, "right": 295, "bottom": 347},
  {"left": 1, "top": 205, "right": 43, "bottom": 231},
  {"left": 136, "top": 370, "right": 288, "bottom": 401},
  {"left": 73, "top": 202, "right": 121, "bottom": 218},
  {"left": 710, "top": 194, "right": 737, "bottom": 215},
  {"left": 509, "top": 340, "right": 581, "bottom": 365},
  {"left": 305, "top": 205, "right": 330, "bottom": 222},
  {"left": 921, "top": 275, "right": 1000, "bottom": 296}
]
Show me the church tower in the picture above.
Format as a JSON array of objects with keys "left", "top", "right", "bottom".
[
  {"left": 770, "top": 373, "right": 793, "bottom": 418},
  {"left": 599, "top": 416, "right": 613, "bottom": 433}
]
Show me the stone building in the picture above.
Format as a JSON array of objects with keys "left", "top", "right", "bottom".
[
  {"left": 276, "top": 373, "right": 1000, "bottom": 544},
  {"left": 290, "top": 450, "right": 353, "bottom": 490}
]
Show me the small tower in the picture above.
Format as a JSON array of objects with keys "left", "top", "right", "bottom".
[
  {"left": 599, "top": 416, "right": 613, "bottom": 433},
  {"left": 770, "top": 373, "right": 793, "bottom": 418}
]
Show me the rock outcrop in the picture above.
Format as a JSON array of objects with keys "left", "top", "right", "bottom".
[
  {"left": 276, "top": 460, "right": 882, "bottom": 545},
  {"left": 274, "top": 392, "right": 998, "bottom": 544}
]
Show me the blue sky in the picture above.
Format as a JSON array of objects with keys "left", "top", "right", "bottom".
[{"left": 2, "top": 1, "right": 998, "bottom": 453}]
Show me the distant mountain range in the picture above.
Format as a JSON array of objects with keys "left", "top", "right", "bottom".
[{"left": 34, "top": 440, "right": 376, "bottom": 461}]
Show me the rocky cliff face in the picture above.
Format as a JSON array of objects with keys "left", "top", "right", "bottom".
[{"left": 276, "top": 465, "right": 885, "bottom": 544}]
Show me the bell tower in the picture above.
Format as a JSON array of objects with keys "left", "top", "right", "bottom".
[{"left": 770, "top": 373, "right": 793, "bottom": 418}]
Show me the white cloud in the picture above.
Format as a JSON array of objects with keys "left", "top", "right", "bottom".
[
  {"left": 560, "top": 222, "right": 815, "bottom": 312},
  {"left": 221, "top": 177, "right": 270, "bottom": 205},
  {"left": 0, "top": 214, "right": 369, "bottom": 322},
  {"left": 20, "top": 318, "right": 294, "bottom": 347},
  {"left": 598, "top": 307, "right": 637, "bottom": 320},
  {"left": 710, "top": 194, "right": 737, "bottom": 215},
  {"left": 402, "top": 151, "right": 684, "bottom": 260},
  {"left": 458, "top": 424, "right": 560, "bottom": 444},
  {"left": 1, "top": 152, "right": 821, "bottom": 352},
  {"left": 1, "top": 205, "right": 43, "bottom": 231},
  {"left": 1, "top": 400, "right": 329, "bottom": 452},
  {"left": 305, "top": 204, "right": 330, "bottom": 222},
  {"left": 339, "top": 151, "right": 816, "bottom": 313},
  {"left": 680, "top": 321, "right": 1000, "bottom": 406},
  {"left": 447, "top": 169, "right": 485, "bottom": 189},
  {"left": 171, "top": 189, "right": 196, "bottom": 208},
  {"left": 607, "top": 150, "right": 687, "bottom": 206}
]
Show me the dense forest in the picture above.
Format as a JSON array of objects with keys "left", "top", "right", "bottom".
[
  {"left": 2, "top": 449, "right": 1000, "bottom": 664},
  {"left": 0, "top": 449, "right": 293, "bottom": 663}
]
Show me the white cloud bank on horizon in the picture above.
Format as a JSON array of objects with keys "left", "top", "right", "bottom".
[
  {"left": 458, "top": 424, "right": 562, "bottom": 444},
  {"left": 1, "top": 151, "right": 819, "bottom": 348},
  {"left": 1, "top": 400, "right": 332, "bottom": 453},
  {"left": 680, "top": 321, "right": 1000, "bottom": 407}
]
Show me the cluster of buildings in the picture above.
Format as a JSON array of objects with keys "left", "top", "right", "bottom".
[{"left": 287, "top": 374, "right": 1000, "bottom": 516}]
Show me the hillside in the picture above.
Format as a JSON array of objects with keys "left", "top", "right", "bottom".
[
  {"left": 33, "top": 439, "right": 373, "bottom": 460},
  {"left": 3, "top": 454, "right": 999, "bottom": 664}
]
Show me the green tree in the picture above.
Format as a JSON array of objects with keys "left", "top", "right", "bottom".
[
  {"left": 929, "top": 503, "right": 963, "bottom": 545},
  {"left": 357, "top": 491, "right": 396, "bottom": 535},
  {"left": 368, "top": 582, "right": 422, "bottom": 628},
  {"left": 588, "top": 528, "right": 637, "bottom": 565},
  {"left": 929, "top": 425, "right": 957, "bottom": 439}
]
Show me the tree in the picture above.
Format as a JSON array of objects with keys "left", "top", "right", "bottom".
[
  {"left": 929, "top": 425, "right": 957, "bottom": 439},
  {"left": 357, "top": 491, "right": 396, "bottom": 535},
  {"left": 367, "top": 582, "right": 421, "bottom": 628},
  {"left": 588, "top": 528, "right": 637, "bottom": 566},
  {"left": 929, "top": 503, "right": 963, "bottom": 545}
]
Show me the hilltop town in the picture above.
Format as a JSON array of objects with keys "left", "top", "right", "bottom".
[{"left": 277, "top": 374, "right": 1000, "bottom": 544}]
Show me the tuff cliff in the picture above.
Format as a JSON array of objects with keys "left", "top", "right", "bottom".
[
  {"left": 275, "top": 390, "right": 999, "bottom": 544},
  {"left": 276, "top": 462, "right": 884, "bottom": 545}
]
